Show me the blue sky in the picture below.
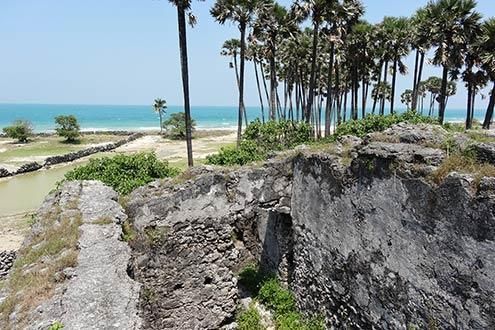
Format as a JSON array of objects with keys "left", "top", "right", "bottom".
[{"left": 0, "top": 0, "right": 494, "bottom": 109}]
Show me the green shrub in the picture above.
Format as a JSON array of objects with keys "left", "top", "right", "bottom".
[
  {"left": 258, "top": 278, "right": 296, "bottom": 316},
  {"left": 205, "top": 140, "right": 265, "bottom": 166},
  {"left": 206, "top": 120, "right": 311, "bottom": 166},
  {"left": 334, "top": 111, "right": 437, "bottom": 138},
  {"left": 238, "top": 264, "right": 272, "bottom": 295},
  {"left": 2, "top": 120, "right": 33, "bottom": 143},
  {"left": 163, "top": 113, "right": 196, "bottom": 140},
  {"left": 62, "top": 152, "right": 179, "bottom": 194},
  {"left": 237, "top": 305, "right": 264, "bottom": 330},
  {"left": 55, "top": 115, "right": 80, "bottom": 142}
]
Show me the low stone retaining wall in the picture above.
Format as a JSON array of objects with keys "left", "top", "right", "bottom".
[
  {"left": 0, "top": 250, "right": 16, "bottom": 279},
  {"left": 0, "top": 133, "right": 143, "bottom": 178}
]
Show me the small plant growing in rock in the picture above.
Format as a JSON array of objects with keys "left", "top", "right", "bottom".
[
  {"left": 48, "top": 321, "right": 64, "bottom": 330},
  {"left": 237, "top": 304, "right": 264, "bottom": 330}
]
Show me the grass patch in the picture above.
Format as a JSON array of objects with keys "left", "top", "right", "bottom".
[
  {"left": 92, "top": 216, "right": 113, "bottom": 225},
  {"left": 236, "top": 265, "right": 324, "bottom": 330},
  {"left": 121, "top": 220, "right": 135, "bottom": 242},
  {"left": 237, "top": 303, "right": 264, "bottom": 330},
  {"left": 431, "top": 153, "right": 495, "bottom": 185},
  {"left": 0, "top": 200, "right": 82, "bottom": 327}
]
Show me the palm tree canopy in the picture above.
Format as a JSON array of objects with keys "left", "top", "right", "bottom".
[
  {"left": 221, "top": 38, "right": 241, "bottom": 57},
  {"left": 210, "top": 0, "right": 262, "bottom": 26},
  {"left": 479, "top": 18, "right": 495, "bottom": 80},
  {"left": 153, "top": 98, "right": 167, "bottom": 114}
]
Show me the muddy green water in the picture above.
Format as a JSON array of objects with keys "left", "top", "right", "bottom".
[{"left": 0, "top": 164, "right": 83, "bottom": 216}]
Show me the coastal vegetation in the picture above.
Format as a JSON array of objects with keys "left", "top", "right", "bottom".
[
  {"left": 153, "top": 98, "right": 167, "bottom": 134},
  {"left": 163, "top": 112, "right": 197, "bottom": 140},
  {"left": 62, "top": 153, "right": 179, "bottom": 194},
  {"left": 2, "top": 120, "right": 33, "bottom": 143},
  {"left": 54, "top": 115, "right": 80, "bottom": 143}
]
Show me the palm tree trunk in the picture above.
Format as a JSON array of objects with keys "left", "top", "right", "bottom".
[
  {"left": 412, "top": 50, "right": 419, "bottom": 96},
  {"left": 177, "top": 1, "right": 193, "bottom": 166},
  {"left": 381, "top": 60, "right": 389, "bottom": 115},
  {"left": 390, "top": 59, "right": 398, "bottom": 114},
  {"left": 259, "top": 61, "right": 270, "bottom": 108},
  {"left": 269, "top": 36, "right": 277, "bottom": 121},
  {"left": 372, "top": 60, "right": 383, "bottom": 114},
  {"left": 233, "top": 54, "right": 240, "bottom": 89},
  {"left": 237, "top": 21, "right": 247, "bottom": 146},
  {"left": 361, "top": 79, "right": 366, "bottom": 119},
  {"left": 483, "top": 81, "right": 495, "bottom": 129},
  {"left": 306, "top": 22, "right": 320, "bottom": 124},
  {"left": 159, "top": 112, "right": 163, "bottom": 134},
  {"left": 438, "top": 65, "right": 449, "bottom": 124},
  {"left": 325, "top": 43, "right": 334, "bottom": 137},
  {"left": 254, "top": 60, "right": 265, "bottom": 123},
  {"left": 412, "top": 52, "right": 425, "bottom": 111},
  {"left": 466, "top": 81, "right": 473, "bottom": 130}
]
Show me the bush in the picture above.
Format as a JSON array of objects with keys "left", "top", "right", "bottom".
[
  {"left": 63, "top": 152, "right": 179, "bottom": 194},
  {"left": 205, "top": 140, "right": 265, "bottom": 166},
  {"left": 258, "top": 278, "right": 296, "bottom": 316},
  {"left": 55, "top": 115, "right": 80, "bottom": 142},
  {"left": 237, "top": 305, "right": 264, "bottom": 330},
  {"left": 2, "top": 120, "right": 33, "bottom": 143},
  {"left": 334, "top": 110, "right": 437, "bottom": 138},
  {"left": 163, "top": 113, "right": 196, "bottom": 140},
  {"left": 206, "top": 120, "right": 312, "bottom": 166}
]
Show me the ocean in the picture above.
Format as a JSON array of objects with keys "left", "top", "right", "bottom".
[{"left": 0, "top": 103, "right": 488, "bottom": 133}]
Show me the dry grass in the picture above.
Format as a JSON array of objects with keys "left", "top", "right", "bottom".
[
  {"left": 0, "top": 200, "right": 82, "bottom": 328},
  {"left": 92, "top": 216, "right": 113, "bottom": 225},
  {"left": 431, "top": 153, "right": 495, "bottom": 185}
]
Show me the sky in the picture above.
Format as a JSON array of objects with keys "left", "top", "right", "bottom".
[{"left": 0, "top": 0, "right": 494, "bottom": 109}]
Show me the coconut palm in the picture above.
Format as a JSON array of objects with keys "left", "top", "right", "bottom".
[
  {"left": 153, "top": 98, "right": 167, "bottom": 134},
  {"left": 168, "top": 0, "right": 196, "bottom": 167},
  {"left": 211, "top": 0, "right": 260, "bottom": 146},
  {"left": 480, "top": 18, "right": 495, "bottom": 129},
  {"left": 429, "top": 0, "right": 482, "bottom": 124}
]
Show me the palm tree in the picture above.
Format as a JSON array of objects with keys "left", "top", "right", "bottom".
[
  {"left": 168, "top": 0, "right": 195, "bottom": 167},
  {"left": 253, "top": 1, "right": 291, "bottom": 121},
  {"left": 480, "top": 18, "right": 495, "bottom": 129},
  {"left": 411, "top": 6, "right": 433, "bottom": 111},
  {"left": 211, "top": 0, "right": 259, "bottom": 146},
  {"left": 291, "top": 0, "right": 327, "bottom": 124},
  {"left": 221, "top": 39, "right": 241, "bottom": 89},
  {"left": 429, "top": 0, "right": 482, "bottom": 124},
  {"left": 401, "top": 89, "right": 413, "bottom": 110},
  {"left": 386, "top": 17, "right": 411, "bottom": 114},
  {"left": 153, "top": 98, "right": 167, "bottom": 134}
]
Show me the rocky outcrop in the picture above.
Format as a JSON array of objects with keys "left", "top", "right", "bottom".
[
  {"left": 125, "top": 124, "right": 494, "bottom": 330},
  {"left": 0, "top": 251, "right": 15, "bottom": 279},
  {"left": 0, "top": 181, "right": 142, "bottom": 330},
  {"left": 126, "top": 160, "right": 293, "bottom": 329},
  {"left": 4, "top": 124, "right": 495, "bottom": 329}
]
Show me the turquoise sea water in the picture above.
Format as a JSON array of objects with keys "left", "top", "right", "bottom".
[{"left": 0, "top": 103, "right": 487, "bottom": 132}]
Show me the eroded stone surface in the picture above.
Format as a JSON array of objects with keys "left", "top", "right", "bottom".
[{"left": 25, "top": 181, "right": 142, "bottom": 330}]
